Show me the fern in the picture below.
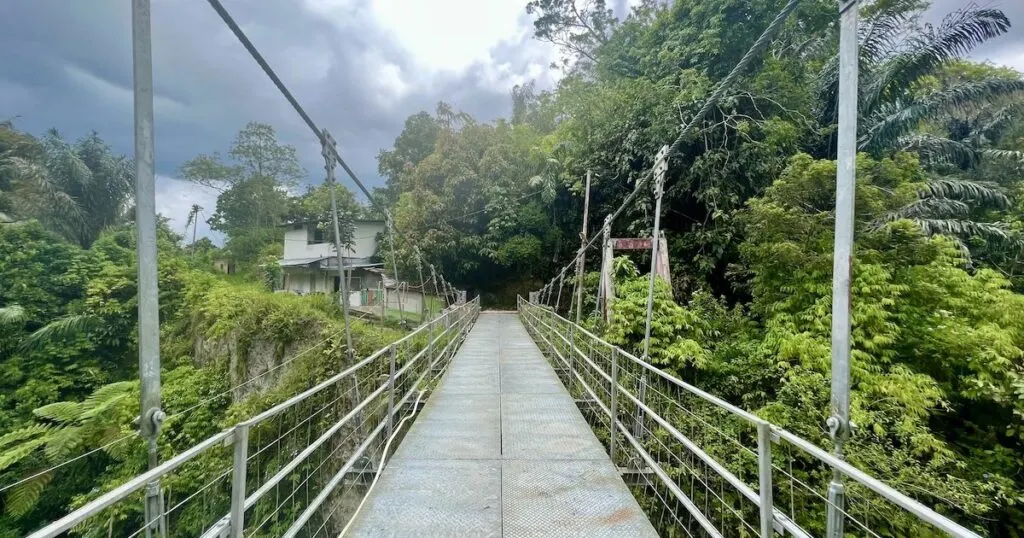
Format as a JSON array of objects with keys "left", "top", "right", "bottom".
[
  {"left": 20, "top": 313, "right": 99, "bottom": 352},
  {"left": 5, "top": 472, "right": 53, "bottom": 517},
  {"left": 33, "top": 401, "right": 84, "bottom": 424},
  {"left": 43, "top": 425, "right": 85, "bottom": 460},
  {"left": 0, "top": 437, "right": 47, "bottom": 472},
  {"left": 84, "top": 381, "right": 136, "bottom": 406},
  {"left": 0, "top": 424, "right": 50, "bottom": 449}
]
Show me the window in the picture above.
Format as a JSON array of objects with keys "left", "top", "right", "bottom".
[{"left": 307, "top": 226, "right": 327, "bottom": 244}]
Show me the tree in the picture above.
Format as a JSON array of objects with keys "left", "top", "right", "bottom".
[
  {"left": 526, "top": 0, "right": 616, "bottom": 69},
  {"left": 181, "top": 123, "right": 306, "bottom": 264},
  {"left": 180, "top": 122, "right": 304, "bottom": 191},
  {"left": 736, "top": 152, "right": 1024, "bottom": 532},
  {"left": 383, "top": 105, "right": 569, "bottom": 301},
  {"left": 811, "top": 5, "right": 1024, "bottom": 247},
  {"left": 375, "top": 112, "right": 441, "bottom": 206},
  {"left": 288, "top": 182, "right": 364, "bottom": 250},
  {"left": 0, "top": 127, "right": 133, "bottom": 248},
  {"left": 185, "top": 204, "right": 203, "bottom": 258}
]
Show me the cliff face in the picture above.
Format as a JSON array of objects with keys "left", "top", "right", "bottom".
[{"left": 179, "top": 277, "right": 406, "bottom": 405}]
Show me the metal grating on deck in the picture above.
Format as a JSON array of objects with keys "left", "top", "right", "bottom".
[{"left": 346, "top": 312, "right": 657, "bottom": 537}]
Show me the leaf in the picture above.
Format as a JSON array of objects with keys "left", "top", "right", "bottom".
[
  {"left": 921, "top": 178, "right": 1010, "bottom": 208},
  {"left": 5, "top": 472, "right": 53, "bottom": 517},
  {"left": 20, "top": 313, "right": 99, "bottom": 352},
  {"left": 33, "top": 401, "right": 83, "bottom": 424},
  {"left": 0, "top": 437, "right": 47, "bottom": 472},
  {"left": 0, "top": 424, "right": 49, "bottom": 449},
  {"left": 43, "top": 425, "right": 84, "bottom": 460},
  {"left": 0, "top": 304, "right": 26, "bottom": 326}
]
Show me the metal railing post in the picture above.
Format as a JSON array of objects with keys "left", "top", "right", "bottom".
[
  {"left": 427, "top": 318, "right": 436, "bottom": 373},
  {"left": 567, "top": 316, "right": 576, "bottom": 393},
  {"left": 387, "top": 344, "right": 396, "bottom": 441},
  {"left": 633, "top": 372, "right": 648, "bottom": 442},
  {"left": 230, "top": 423, "right": 249, "bottom": 538},
  {"left": 609, "top": 347, "right": 619, "bottom": 464},
  {"left": 757, "top": 421, "right": 774, "bottom": 538}
]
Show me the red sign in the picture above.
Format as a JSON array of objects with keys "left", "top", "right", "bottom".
[{"left": 612, "top": 238, "right": 652, "bottom": 250}]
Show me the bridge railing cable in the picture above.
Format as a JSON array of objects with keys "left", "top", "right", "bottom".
[
  {"left": 26, "top": 299, "right": 480, "bottom": 538},
  {"left": 517, "top": 298, "right": 981, "bottom": 538}
]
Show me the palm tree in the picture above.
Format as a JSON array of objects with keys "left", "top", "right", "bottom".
[
  {"left": 186, "top": 203, "right": 203, "bottom": 258},
  {"left": 1, "top": 129, "right": 133, "bottom": 247},
  {"left": 816, "top": 3, "right": 1023, "bottom": 245}
]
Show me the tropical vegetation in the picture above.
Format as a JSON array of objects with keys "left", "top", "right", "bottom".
[{"left": 1, "top": 0, "right": 1023, "bottom": 535}]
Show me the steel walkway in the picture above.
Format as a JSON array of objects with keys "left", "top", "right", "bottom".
[{"left": 346, "top": 312, "right": 658, "bottom": 537}]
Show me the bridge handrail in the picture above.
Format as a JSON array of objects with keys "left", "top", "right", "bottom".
[
  {"left": 28, "top": 297, "right": 480, "bottom": 538},
  {"left": 517, "top": 296, "right": 980, "bottom": 538}
]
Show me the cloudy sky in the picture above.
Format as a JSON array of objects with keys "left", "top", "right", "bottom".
[{"left": 1, "top": 0, "right": 1021, "bottom": 242}]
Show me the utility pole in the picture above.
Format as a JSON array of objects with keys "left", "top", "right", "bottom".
[
  {"left": 827, "top": 1, "right": 859, "bottom": 537},
  {"left": 322, "top": 130, "right": 355, "bottom": 362},
  {"left": 131, "top": 1, "right": 165, "bottom": 535},
  {"left": 574, "top": 170, "right": 592, "bottom": 324}
]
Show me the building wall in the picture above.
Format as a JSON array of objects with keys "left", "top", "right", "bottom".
[
  {"left": 350, "top": 221, "right": 385, "bottom": 259},
  {"left": 282, "top": 228, "right": 333, "bottom": 260},
  {"left": 387, "top": 289, "right": 423, "bottom": 314},
  {"left": 282, "top": 267, "right": 384, "bottom": 296},
  {"left": 282, "top": 268, "right": 330, "bottom": 294},
  {"left": 282, "top": 221, "right": 385, "bottom": 261}
]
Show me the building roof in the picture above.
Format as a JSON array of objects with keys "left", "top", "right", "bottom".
[
  {"left": 278, "top": 256, "right": 384, "bottom": 270},
  {"left": 280, "top": 218, "right": 385, "bottom": 229}
]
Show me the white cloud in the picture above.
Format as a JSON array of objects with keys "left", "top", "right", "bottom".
[
  {"left": 368, "top": 0, "right": 528, "bottom": 73},
  {"left": 155, "top": 175, "right": 222, "bottom": 245}
]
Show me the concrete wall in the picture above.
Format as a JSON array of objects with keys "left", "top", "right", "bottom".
[
  {"left": 387, "top": 289, "right": 423, "bottom": 314},
  {"left": 350, "top": 221, "right": 385, "bottom": 260}
]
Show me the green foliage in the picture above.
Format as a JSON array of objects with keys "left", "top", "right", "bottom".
[
  {"left": 181, "top": 123, "right": 310, "bottom": 265},
  {"left": 606, "top": 258, "right": 709, "bottom": 373},
  {"left": 0, "top": 126, "right": 133, "bottom": 248},
  {"left": 739, "top": 153, "right": 1024, "bottom": 531},
  {"left": 0, "top": 212, "right": 408, "bottom": 533},
  {"left": 386, "top": 103, "right": 569, "bottom": 295}
]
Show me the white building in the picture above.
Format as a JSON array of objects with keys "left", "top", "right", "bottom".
[
  {"left": 279, "top": 220, "right": 386, "bottom": 295},
  {"left": 279, "top": 220, "right": 446, "bottom": 320}
]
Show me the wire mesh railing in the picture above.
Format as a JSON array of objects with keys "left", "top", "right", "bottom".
[
  {"left": 27, "top": 298, "right": 479, "bottom": 538},
  {"left": 518, "top": 297, "right": 980, "bottom": 538}
]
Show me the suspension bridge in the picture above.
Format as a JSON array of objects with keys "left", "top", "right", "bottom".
[{"left": 14, "top": 0, "right": 992, "bottom": 535}]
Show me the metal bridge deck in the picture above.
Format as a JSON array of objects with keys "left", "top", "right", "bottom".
[{"left": 347, "top": 312, "right": 657, "bottom": 537}]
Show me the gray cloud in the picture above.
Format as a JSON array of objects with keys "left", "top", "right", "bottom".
[
  {"left": 3, "top": 0, "right": 1019, "bottom": 244},
  {"left": 0, "top": 0, "right": 558, "bottom": 239},
  {"left": 925, "top": 0, "right": 1024, "bottom": 71}
]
